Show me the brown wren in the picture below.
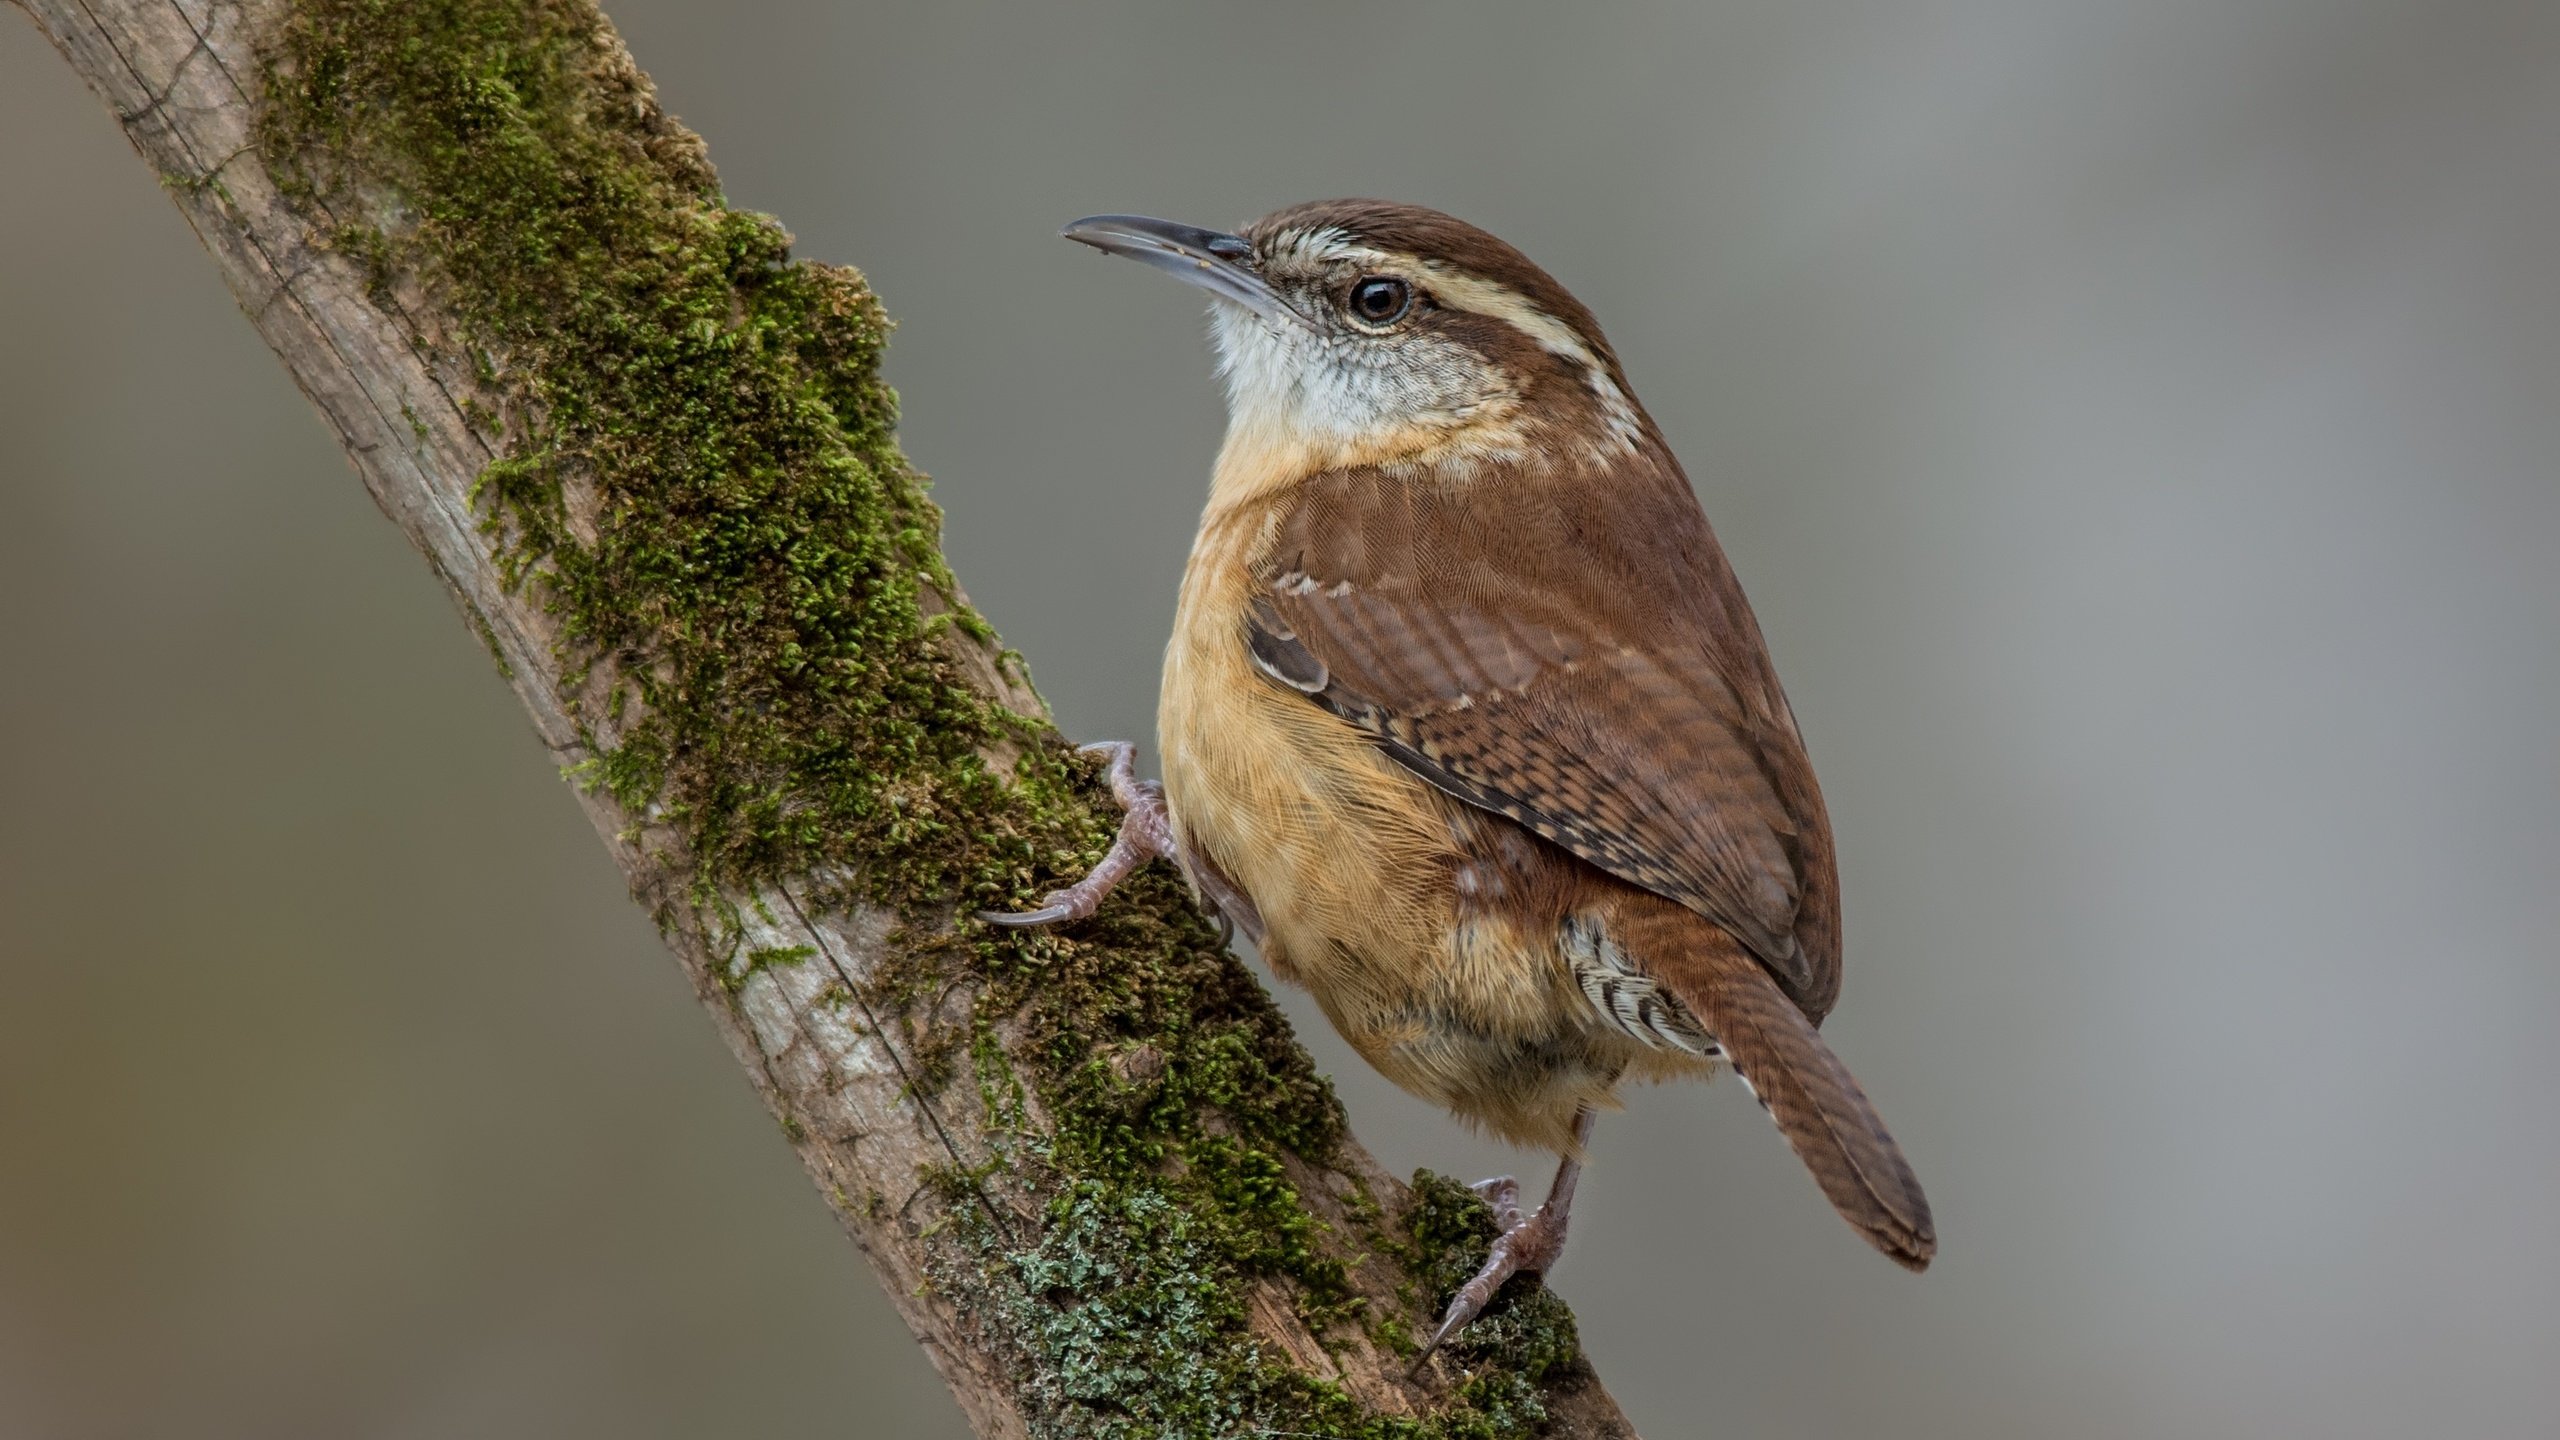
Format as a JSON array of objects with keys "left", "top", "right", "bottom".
[{"left": 988, "top": 200, "right": 1934, "bottom": 1360}]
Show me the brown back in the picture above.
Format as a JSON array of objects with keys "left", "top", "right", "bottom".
[{"left": 1243, "top": 440, "right": 1844, "bottom": 1018}]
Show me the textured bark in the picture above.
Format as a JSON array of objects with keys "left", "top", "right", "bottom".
[{"left": 12, "top": 1, "right": 1640, "bottom": 1435}]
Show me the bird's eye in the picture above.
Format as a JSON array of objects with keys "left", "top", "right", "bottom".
[{"left": 1347, "top": 276, "right": 1414, "bottom": 325}]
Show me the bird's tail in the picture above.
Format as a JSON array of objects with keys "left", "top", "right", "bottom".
[{"left": 1622, "top": 902, "right": 1937, "bottom": 1270}]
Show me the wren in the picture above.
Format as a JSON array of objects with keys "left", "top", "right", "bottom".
[{"left": 989, "top": 201, "right": 1933, "bottom": 1362}]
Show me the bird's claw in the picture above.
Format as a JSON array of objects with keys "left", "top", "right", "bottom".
[
  {"left": 976, "top": 900, "right": 1077, "bottom": 928},
  {"left": 976, "top": 741, "right": 1173, "bottom": 931},
  {"left": 1410, "top": 1202, "right": 1569, "bottom": 1374},
  {"left": 1411, "top": 1108, "right": 1593, "bottom": 1377}
]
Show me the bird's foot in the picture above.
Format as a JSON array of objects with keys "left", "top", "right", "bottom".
[
  {"left": 1412, "top": 1107, "right": 1595, "bottom": 1375},
  {"left": 1413, "top": 1191, "right": 1573, "bottom": 1371},
  {"left": 978, "top": 742, "right": 1174, "bottom": 927}
]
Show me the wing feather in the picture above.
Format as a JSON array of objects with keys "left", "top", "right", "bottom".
[{"left": 1249, "top": 456, "right": 1842, "bottom": 1013}]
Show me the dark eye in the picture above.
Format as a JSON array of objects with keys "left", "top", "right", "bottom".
[{"left": 1347, "top": 276, "right": 1413, "bottom": 325}]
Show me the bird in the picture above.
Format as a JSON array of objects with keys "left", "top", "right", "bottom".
[{"left": 986, "top": 200, "right": 1933, "bottom": 1362}]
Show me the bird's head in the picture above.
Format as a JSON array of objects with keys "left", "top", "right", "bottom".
[{"left": 1065, "top": 200, "right": 1653, "bottom": 485}]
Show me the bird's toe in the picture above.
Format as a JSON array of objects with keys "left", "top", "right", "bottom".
[{"left": 1410, "top": 1203, "right": 1567, "bottom": 1374}]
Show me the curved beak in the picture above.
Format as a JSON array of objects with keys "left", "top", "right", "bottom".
[{"left": 1061, "top": 214, "right": 1306, "bottom": 326}]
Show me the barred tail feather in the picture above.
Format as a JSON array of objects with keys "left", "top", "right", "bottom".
[{"left": 1626, "top": 904, "right": 1936, "bottom": 1269}]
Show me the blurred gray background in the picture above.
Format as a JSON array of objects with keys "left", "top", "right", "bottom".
[{"left": 5, "top": 2, "right": 2557, "bottom": 1436}]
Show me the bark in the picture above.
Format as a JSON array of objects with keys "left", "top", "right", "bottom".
[{"left": 12, "top": 1, "right": 1640, "bottom": 1435}]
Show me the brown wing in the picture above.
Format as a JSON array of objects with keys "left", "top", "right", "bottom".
[{"left": 1245, "top": 453, "right": 1843, "bottom": 1016}]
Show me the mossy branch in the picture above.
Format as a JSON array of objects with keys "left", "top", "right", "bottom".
[{"left": 14, "top": 1, "right": 1641, "bottom": 1434}]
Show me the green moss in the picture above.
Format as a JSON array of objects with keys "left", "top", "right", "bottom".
[
  {"left": 928, "top": 1165, "right": 1591, "bottom": 1439},
  {"left": 721, "top": 940, "right": 813, "bottom": 996},
  {"left": 252, "top": 2, "right": 1598, "bottom": 1433}
]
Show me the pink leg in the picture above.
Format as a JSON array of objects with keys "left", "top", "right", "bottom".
[
  {"left": 978, "top": 743, "right": 1174, "bottom": 927},
  {"left": 1413, "top": 1105, "right": 1598, "bottom": 1372}
]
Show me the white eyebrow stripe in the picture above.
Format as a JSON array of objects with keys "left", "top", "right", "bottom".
[
  {"left": 1271, "top": 228, "right": 1595, "bottom": 363},
  {"left": 1287, "top": 227, "right": 1377, "bottom": 265},
  {"left": 1421, "top": 266, "right": 1646, "bottom": 456},
  {"left": 1260, "top": 226, "right": 1647, "bottom": 456}
]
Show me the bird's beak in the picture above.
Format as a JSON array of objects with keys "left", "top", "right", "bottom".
[{"left": 1061, "top": 214, "right": 1307, "bottom": 327}]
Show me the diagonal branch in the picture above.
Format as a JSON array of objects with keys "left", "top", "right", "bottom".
[{"left": 13, "top": 1, "right": 1642, "bottom": 1434}]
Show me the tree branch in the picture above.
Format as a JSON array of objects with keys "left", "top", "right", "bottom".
[{"left": 13, "top": 1, "right": 1640, "bottom": 1434}]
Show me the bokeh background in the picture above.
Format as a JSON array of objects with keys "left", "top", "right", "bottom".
[{"left": 5, "top": 2, "right": 2557, "bottom": 1436}]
